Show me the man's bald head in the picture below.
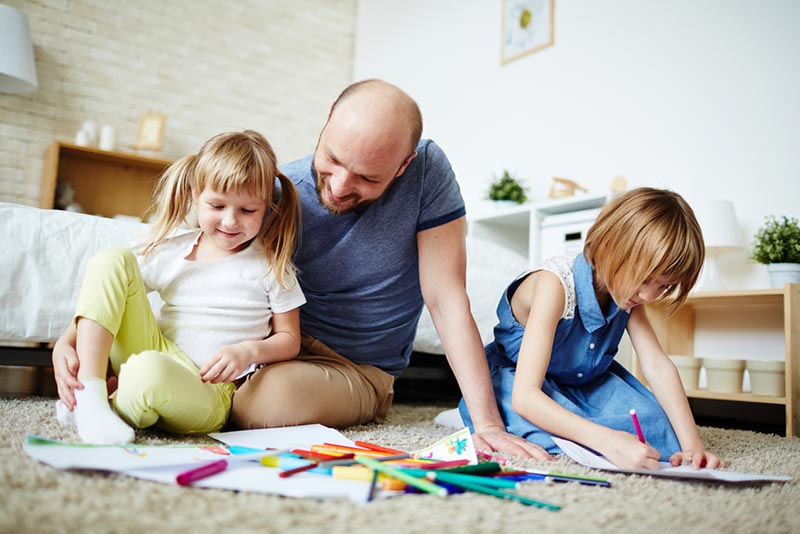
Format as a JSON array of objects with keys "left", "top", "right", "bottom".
[{"left": 327, "top": 79, "right": 423, "bottom": 157}]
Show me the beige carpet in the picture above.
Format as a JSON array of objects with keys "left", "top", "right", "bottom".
[{"left": 2, "top": 396, "right": 799, "bottom": 533}]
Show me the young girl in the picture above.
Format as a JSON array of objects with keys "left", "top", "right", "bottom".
[
  {"left": 56, "top": 130, "right": 306, "bottom": 445},
  {"left": 459, "top": 187, "right": 722, "bottom": 469}
]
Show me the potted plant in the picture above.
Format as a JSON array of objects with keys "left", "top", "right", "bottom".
[
  {"left": 750, "top": 215, "right": 800, "bottom": 287},
  {"left": 488, "top": 170, "right": 528, "bottom": 204}
]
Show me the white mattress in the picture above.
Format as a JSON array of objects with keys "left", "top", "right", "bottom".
[
  {"left": 0, "top": 203, "right": 149, "bottom": 342},
  {"left": 0, "top": 203, "right": 528, "bottom": 354}
]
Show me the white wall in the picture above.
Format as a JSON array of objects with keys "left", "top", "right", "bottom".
[{"left": 354, "top": 0, "right": 800, "bottom": 290}]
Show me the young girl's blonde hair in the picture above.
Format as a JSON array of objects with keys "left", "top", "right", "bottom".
[
  {"left": 141, "top": 130, "right": 300, "bottom": 288},
  {"left": 583, "top": 187, "right": 704, "bottom": 313}
]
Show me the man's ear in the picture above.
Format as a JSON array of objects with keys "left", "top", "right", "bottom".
[{"left": 395, "top": 151, "right": 418, "bottom": 178}]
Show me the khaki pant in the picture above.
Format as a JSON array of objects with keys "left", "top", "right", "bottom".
[{"left": 229, "top": 333, "right": 395, "bottom": 429}]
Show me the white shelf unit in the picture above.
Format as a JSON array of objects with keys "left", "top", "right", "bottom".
[{"left": 467, "top": 194, "right": 608, "bottom": 266}]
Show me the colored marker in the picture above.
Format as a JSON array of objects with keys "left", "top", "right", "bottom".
[
  {"left": 443, "top": 462, "right": 503, "bottom": 476},
  {"left": 176, "top": 459, "right": 228, "bottom": 486},
  {"left": 176, "top": 448, "right": 289, "bottom": 485},
  {"left": 630, "top": 408, "right": 646, "bottom": 443},
  {"left": 425, "top": 471, "right": 520, "bottom": 490},
  {"left": 495, "top": 470, "right": 610, "bottom": 487},
  {"left": 279, "top": 453, "right": 354, "bottom": 478},
  {"left": 353, "top": 455, "right": 448, "bottom": 497},
  {"left": 429, "top": 473, "right": 560, "bottom": 511}
]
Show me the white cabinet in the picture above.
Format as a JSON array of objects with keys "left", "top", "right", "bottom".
[{"left": 467, "top": 194, "right": 607, "bottom": 266}]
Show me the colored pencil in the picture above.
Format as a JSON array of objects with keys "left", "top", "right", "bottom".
[
  {"left": 353, "top": 455, "right": 448, "bottom": 497},
  {"left": 630, "top": 408, "right": 646, "bottom": 443},
  {"left": 291, "top": 448, "right": 344, "bottom": 461},
  {"left": 354, "top": 440, "right": 407, "bottom": 455},
  {"left": 412, "top": 459, "right": 470, "bottom": 470}
]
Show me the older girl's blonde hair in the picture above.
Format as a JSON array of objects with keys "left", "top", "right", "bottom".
[
  {"left": 141, "top": 130, "right": 300, "bottom": 288},
  {"left": 583, "top": 187, "right": 704, "bottom": 313}
]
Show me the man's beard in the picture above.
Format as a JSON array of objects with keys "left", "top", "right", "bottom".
[{"left": 313, "top": 165, "right": 374, "bottom": 215}]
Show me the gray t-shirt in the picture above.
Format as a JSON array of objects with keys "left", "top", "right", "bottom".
[{"left": 281, "top": 139, "right": 466, "bottom": 375}]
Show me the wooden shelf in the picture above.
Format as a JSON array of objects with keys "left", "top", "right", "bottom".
[
  {"left": 635, "top": 284, "right": 799, "bottom": 437},
  {"left": 685, "top": 389, "right": 786, "bottom": 405},
  {"left": 39, "top": 141, "right": 172, "bottom": 220}
]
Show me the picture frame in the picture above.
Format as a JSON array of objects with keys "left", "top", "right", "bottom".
[
  {"left": 133, "top": 111, "right": 165, "bottom": 151},
  {"left": 501, "top": 0, "right": 555, "bottom": 65}
]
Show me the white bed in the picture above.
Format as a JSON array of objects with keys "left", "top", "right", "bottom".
[{"left": 0, "top": 202, "right": 528, "bottom": 364}]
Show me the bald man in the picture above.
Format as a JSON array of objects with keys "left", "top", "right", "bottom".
[{"left": 52, "top": 80, "right": 549, "bottom": 459}]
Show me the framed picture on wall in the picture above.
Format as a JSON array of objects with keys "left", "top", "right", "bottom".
[
  {"left": 133, "top": 111, "right": 165, "bottom": 151},
  {"left": 501, "top": 0, "right": 555, "bottom": 65}
]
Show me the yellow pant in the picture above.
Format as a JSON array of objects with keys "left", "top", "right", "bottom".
[{"left": 74, "top": 248, "right": 234, "bottom": 434}]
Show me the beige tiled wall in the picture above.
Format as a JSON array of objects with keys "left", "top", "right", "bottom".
[{"left": 0, "top": 0, "right": 356, "bottom": 206}]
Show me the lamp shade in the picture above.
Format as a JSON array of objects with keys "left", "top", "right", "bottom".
[
  {"left": 694, "top": 199, "right": 742, "bottom": 249},
  {"left": 0, "top": 5, "right": 38, "bottom": 94}
]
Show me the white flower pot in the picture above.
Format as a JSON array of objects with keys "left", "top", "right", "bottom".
[
  {"left": 668, "top": 355, "right": 701, "bottom": 391},
  {"left": 746, "top": 360, "right": 785, "bottom": 397},
  {"left": 766, "top": 263, "right": 800, "bottom": 288},
  {"left": 701, "top": 358, "right": 744, "bottom": 394}
]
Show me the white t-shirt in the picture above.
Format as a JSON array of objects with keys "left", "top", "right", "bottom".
[{"left": 137, "top": 230, "right": 306, "bottom": 372}]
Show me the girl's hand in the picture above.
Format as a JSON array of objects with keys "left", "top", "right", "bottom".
[
  {"left": 52, "top": 332, "right": 83, "bottom": 410},
  {"left": 200, "top": 342, "right": 254, "bottom": 384},
  {"left": 669, "top": 449, "right": 723, "bottom": 470},
  {"left": 599, "top": 430, "right": 662, "bottom": 470}
]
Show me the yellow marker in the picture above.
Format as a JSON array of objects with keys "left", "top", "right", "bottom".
[
  {"left": 260, "top": 456, "right": 280, "bottom": 467},
  {"left": 332, "top": 466, "right": 406, "bottom": 491}
]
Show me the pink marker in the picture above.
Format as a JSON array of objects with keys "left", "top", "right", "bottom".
[
  {"left": 176, "top": 459, "right": 228, "bottom": 486},
  {"left": 629, "top": 408, "right": 646, "bottom": 443}
]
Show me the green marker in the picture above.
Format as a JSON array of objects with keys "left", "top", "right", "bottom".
[{"left": 353, "top": 455, "right": 448, "bottom": 497}]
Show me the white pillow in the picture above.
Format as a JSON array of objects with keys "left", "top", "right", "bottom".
[{"left": 413, "top": 237, "right": 527, "bottom": 355}]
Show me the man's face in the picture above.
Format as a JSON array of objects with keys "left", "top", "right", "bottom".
[{"left": 311, "top": 112, "right": 415, "bottom": 215}]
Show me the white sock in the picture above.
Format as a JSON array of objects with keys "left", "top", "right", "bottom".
[
  {"left": 55, "top": 400, "right": 75, "bottom": 426},
  {"left": 74, "top": 378, "right": 135, "bottom": 445}
]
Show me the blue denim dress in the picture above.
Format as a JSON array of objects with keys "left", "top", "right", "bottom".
[{"left": 459, "top": 253, "right": 680, "bottom": 460}]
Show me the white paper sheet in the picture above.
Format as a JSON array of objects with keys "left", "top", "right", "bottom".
[
  {"left": 208, "top": 423, "right": 355, "bottom": 450},
  {"left": 23, "top": 426, "right": 371, "bottom": 503},
  {"left": 551, "top": 436, "right": 792, "bottom": 483}
]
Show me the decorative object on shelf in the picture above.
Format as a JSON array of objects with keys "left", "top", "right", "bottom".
[
  {"left": 608, "top": 176, "right": 627, "bottom": 198},
  {"left": 0, "top": 5, "right": 38, "bottom": 94},
  {"left": 548, "top": 177, "right": 587, "bottom": 199},
  {"left": 668, "top": 355, "right": 701, "bottom": 391},
  {"left": 701, "top": 358, "right": 745, "bottom": 394},
  {"left": 99, "top": 124, "right": 117, "bottom": 151},
  {"left": 54, "top": 181, "right": 84, "bottom": 213},
  {"left": 487, "top": 170, "right": 528, "bottom": 204},
  {"left": 501, "top": 0, "right": 555, "bottom": 65},
  {"left": 746, "top": 360, "right": 785, "bottom": 397},
  {"left": 133, "top": 111, "right": 166, "bottom": 151},
  {"left": 750, "top": 215, "right": 800, "bottom": 288},
  {"left": 692, "top": 199, "right": 743, "bottom": 292},
  {"left": 74, "top": 120, "right": 101, "bottom": 147}
]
